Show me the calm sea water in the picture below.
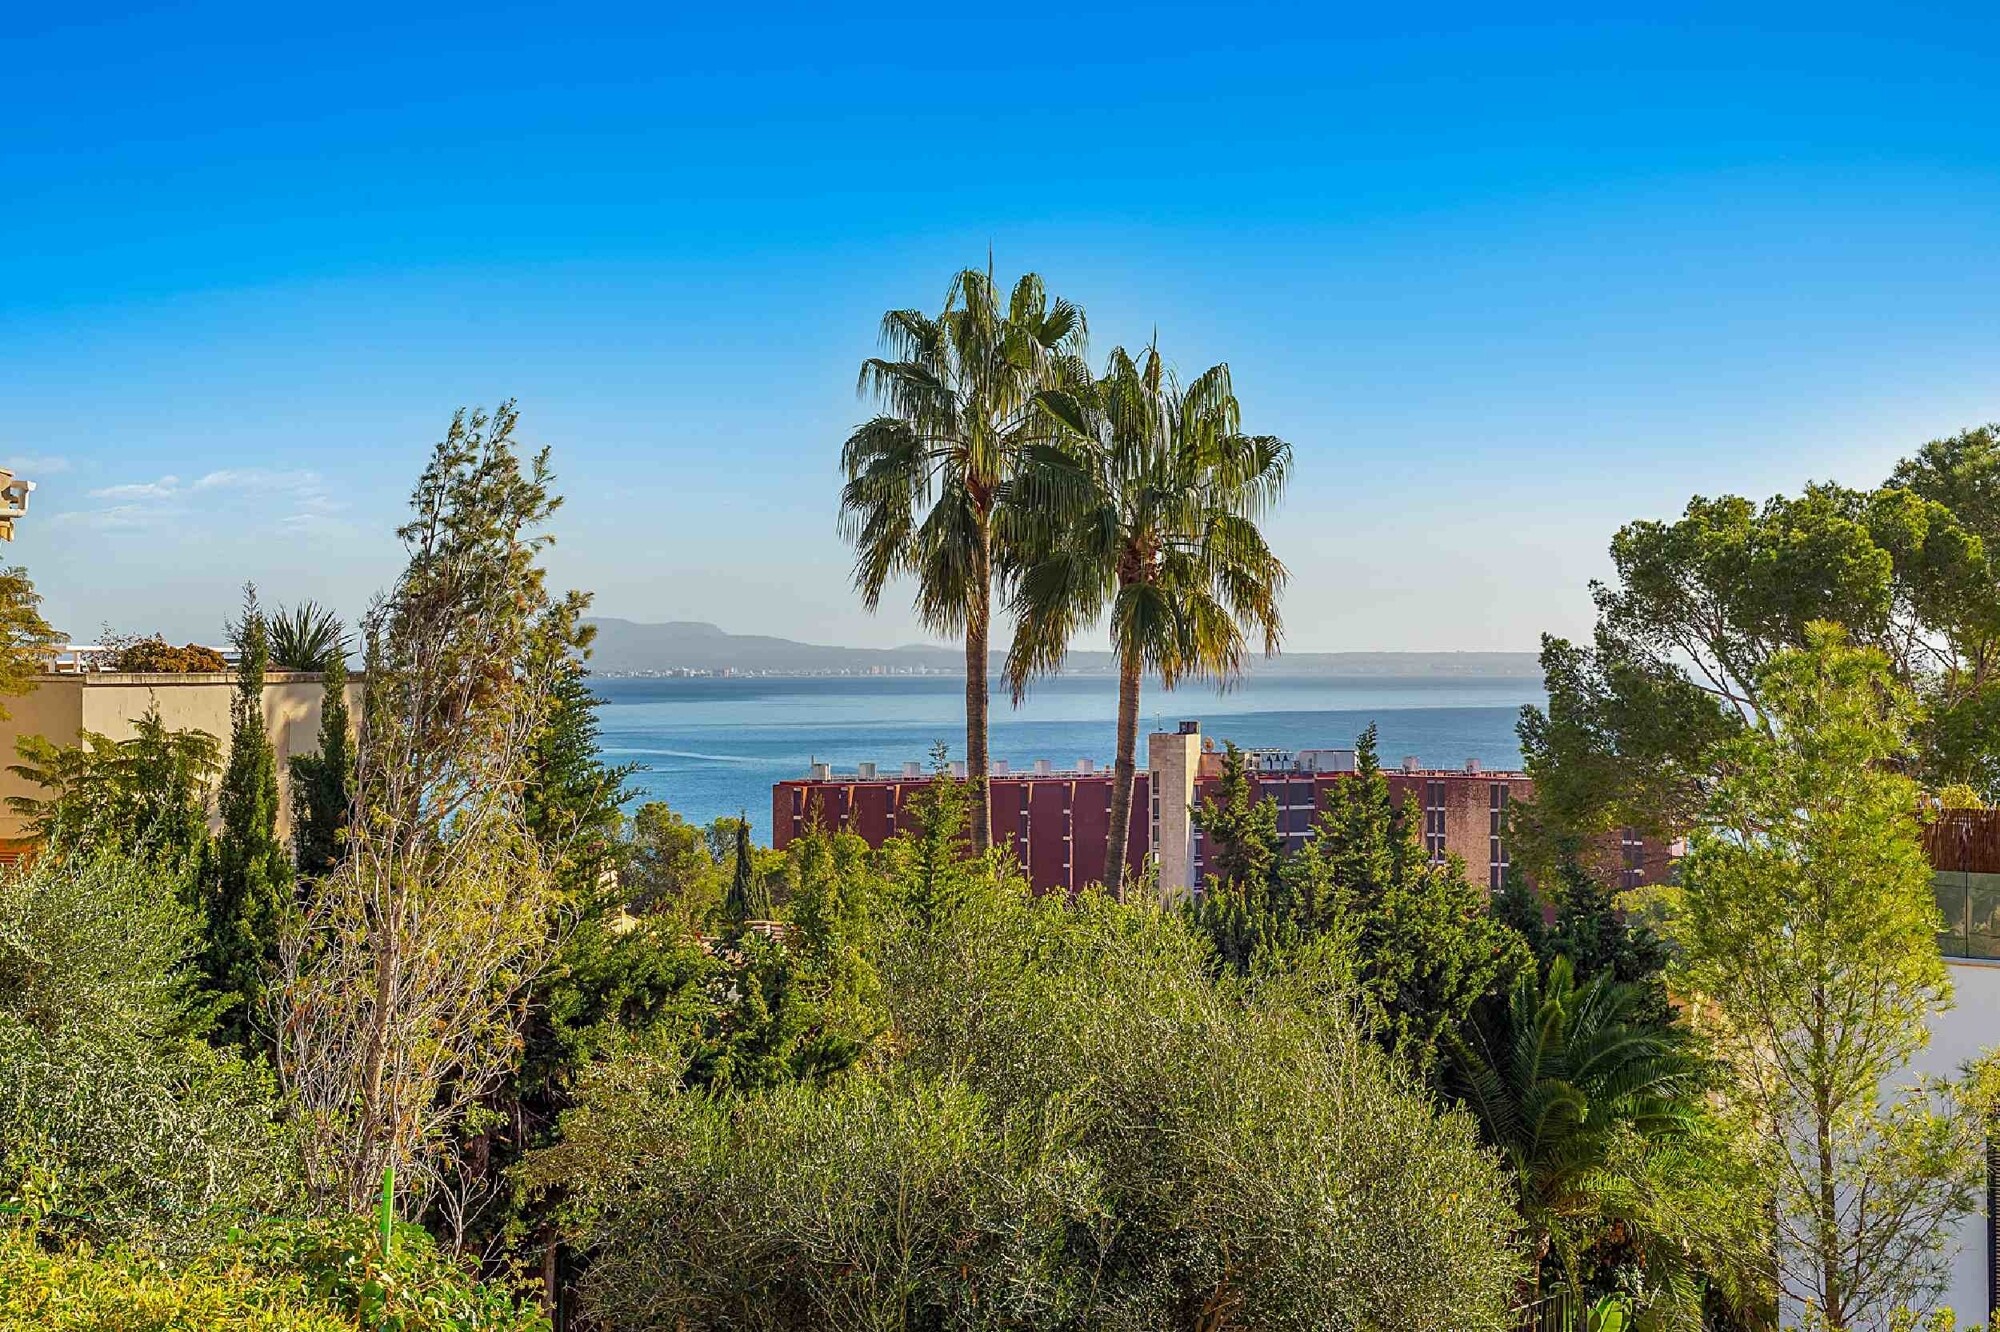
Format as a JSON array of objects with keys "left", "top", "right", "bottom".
[{"left": 595, "top": 674, "right": 1545, "bottom": 843}]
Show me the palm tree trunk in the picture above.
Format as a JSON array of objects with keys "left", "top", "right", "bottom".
[
  {"left": 964, "top": 521, "right": 992, "bottom": 855},
  {"left": 1104, "top": 649, "right": 1142, "bottom": 899}
]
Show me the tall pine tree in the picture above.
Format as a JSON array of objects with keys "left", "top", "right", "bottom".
[
  {"left": 203, "top": 586, "right": 293, "bottom": 1046},
  {"left": 290, "top": 647, "right": 353, "bottom": 879}
]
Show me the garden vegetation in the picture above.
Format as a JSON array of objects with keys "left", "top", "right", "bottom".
[{"left": 0, "top": 279, "right": 1996, "bottom": 1330}]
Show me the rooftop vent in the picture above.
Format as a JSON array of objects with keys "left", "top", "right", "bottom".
[
  {"left": 1402, "top": 756, "right": 1421, "bottom": 774},
  {"left": 809, "top": 761, "right": 831, "bottom": 781},
  {"left": 857, "top": 761, "right": 877, "bottom": 780},
  {"left": 1076, "top": 757, "right": 1094, "bottom": 775},
  {"left": 902, "top": 761, "right": 923, "bottom": 779},
  {"left": 1034, "top": 758, "right": 1053, "bottom": 777},
  {"left": 1465, "top": 758, "right": 1481, "bottom": 774},
  {"left": 950, "top": 760, "right": 967, "bottom": 779},
  {"left": 992, "top": 759, "right": 1009, "bottom": 776}
]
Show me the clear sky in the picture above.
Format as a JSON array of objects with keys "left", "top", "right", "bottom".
[{"left": 4, "top": 4, "right": 1997, "bottom": 653}]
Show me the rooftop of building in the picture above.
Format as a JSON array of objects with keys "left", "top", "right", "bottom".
[{"left": 781, "top": 719, "right": 1526, "bottom": 784}]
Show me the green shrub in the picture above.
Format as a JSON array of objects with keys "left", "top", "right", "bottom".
[
  {"left": 0, "top": 1226, "right": 344, "bottom": 1331},
  {"left": 0, "top": 845, "right": 300, "bottom": 1256},
  {"left": 229, "top": 1214, "right": 551, "bottom": 1332},
  {"left": 535, "top": 878, "right": 1524, "bottom": 1331},
  {"left": 0, "top": 1220, "right": 549, "bottom": 1332}
]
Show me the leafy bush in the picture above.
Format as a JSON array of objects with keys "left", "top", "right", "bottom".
[
  {"left": 0, "top": 1220, "right": 549, "bottom": 1332},
  {"left": 532, "top": 1065, "right": 1085, "bottom": 1330},
  {"left": 0, "top": 845, "right": 300, "bottom": 1256},
  {"left": 534, "top": 871, "right": 1524, "bottom": 1331},
  {"left": 229, "top": 1214, "right": 550, "bottom": 1332},
  {"left": 108, "top": 635, "right": 228, "bottom": 673},
  {"left": 0, "top": 1227, "right": 345, "bottom": 1331}
]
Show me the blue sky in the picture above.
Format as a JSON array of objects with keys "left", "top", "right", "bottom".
[{"left": 4, "top": 3, "right": 1997, "bottom": 652}]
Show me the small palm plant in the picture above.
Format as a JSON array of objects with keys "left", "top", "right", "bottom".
[
  {"left": 1448, "top": 955, "right": 1707, "bottom": 1310},
  {"left": 269, "top": 600, "right": 347, "bottom": 672}
]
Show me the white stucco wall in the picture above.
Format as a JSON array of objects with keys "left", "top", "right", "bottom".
[{"left": 1908, "top": 957, "right": 2000, "bottom": 1324}]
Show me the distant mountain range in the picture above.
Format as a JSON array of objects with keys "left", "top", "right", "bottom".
[{"left": 583, "top": 618, "right": 1542, "bottom": 679}]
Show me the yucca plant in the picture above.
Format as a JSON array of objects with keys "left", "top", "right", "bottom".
[{"left": 269, "top": 600, "right": 347, "bottom": 672}]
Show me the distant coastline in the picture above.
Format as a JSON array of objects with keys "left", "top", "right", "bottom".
[{"left": 584, "top": 617, "right": 1543, "bottom": 681}]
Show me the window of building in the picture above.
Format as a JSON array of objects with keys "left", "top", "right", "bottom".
[
  {"left": 1017, "top": 784, "right": 1031, "bottom": 867},
  {"left": 1488, "top": 782, "right": 1510, "bottom": 889},
  {"left": 1424, "top": 779, "right": 1447, "bottom": 863},
  {"left": 1619, "top": 827, "right": 1644, "bottom": 890}
]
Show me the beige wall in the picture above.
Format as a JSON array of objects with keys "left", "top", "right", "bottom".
[
  {"left": 0, "top": 671, "right": 360, "bottom": 844},
  {"left": 1147, "top": 725, "right": 1204, "bottom": 901}
]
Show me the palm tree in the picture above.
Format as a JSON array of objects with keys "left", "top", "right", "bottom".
[
  {"left": 839, "top": 268, "right": 1087, "bottom": 854},
  {"left": 1447, "top": 955, "right": 1707, "bottom": 1309},
  {"left": 1005, "top": 345, "right": 1289, "bottom": 897}
]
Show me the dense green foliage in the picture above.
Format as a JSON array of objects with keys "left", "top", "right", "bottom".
[
  {"left": 1519, "top": 427, "right": 2000, "bottom": 859},
  {"left": 0, "top": 1219, "right": 548, "bottom": 1332},
  {"left": 1191, "top": 729, "right": 1530, "bottom": 1070},
  {"left": 1448, "top": 956, "right": 1709, "bottom": 1310},
  {"left": 0, "top": 844, "right": 298, "bottom": 1257},
  {"left": 0, "top": 1227, "right": 347, "bottom": 1332},
  {"left": 201, "top": 589, "right": 293, "bottom": 1045},
  {"left": 616, "top": 799, "right": 722, "bottom": 923},
  {"left": 524, "top": 654, "right": 630, "bottom": 898},
  {"left": 9, "top": 705, "right": 217, "bottom": 867},
  {"left": 1674, "top": 628, "right": 1981, "bottom": 1326},
  {"left": 533, "top": 827, "right": 1525, "bottom": 1331}
]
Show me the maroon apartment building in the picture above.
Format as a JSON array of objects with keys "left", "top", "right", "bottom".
[{"left": 773, "top": 719, "right": 1674, "bottom": 897}]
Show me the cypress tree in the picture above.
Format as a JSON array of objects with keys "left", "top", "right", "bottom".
[
  {"left": 723, "top": 813, "right": 763, "bottom": 928},
  {"left": 1190, "top": 742, "right": 1283, "bottom": 894},
  {"left": 290, "top": 649, "right": 354, "bottom": 879},
  {"left": 203, "top": 586, "right": 294, "bottom": 1046}
]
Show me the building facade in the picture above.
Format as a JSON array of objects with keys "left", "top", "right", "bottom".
[
  {"left": 1915, "top": 810, "right": 2000, "bottom": 1323},
  {"left": 0, "top": 669, "right": 356, "bottom": 855},
  {"left": 773, "top": 719, "right": 1675, "bottom": 897}
]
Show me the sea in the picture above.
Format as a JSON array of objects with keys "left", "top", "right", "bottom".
[{"left": 594, "top": 673, "right": 1545, "bottom": 843}]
